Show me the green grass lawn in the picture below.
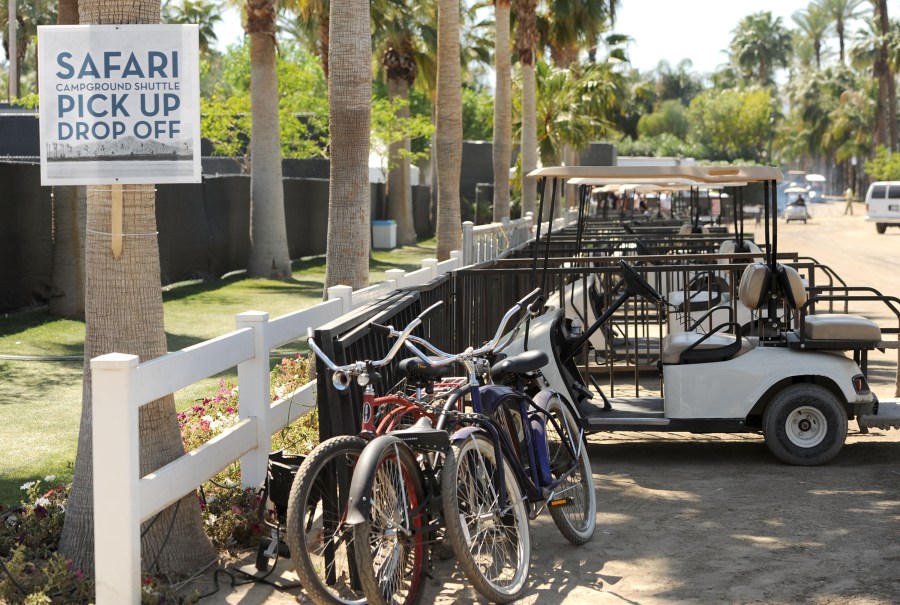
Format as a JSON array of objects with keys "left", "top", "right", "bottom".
[{"left": 0, "top": 240, "right": 436, "bottom": 506}]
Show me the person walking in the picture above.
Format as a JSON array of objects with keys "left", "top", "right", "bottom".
[{"left": 844, "top": 188, "right": 855, "bottom": 215}]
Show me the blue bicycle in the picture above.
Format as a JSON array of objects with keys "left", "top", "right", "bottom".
[{"left": 346, "top": 289, "right": 596, "bottom": 604}]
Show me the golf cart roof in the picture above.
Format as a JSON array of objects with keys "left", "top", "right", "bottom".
[{"left": 528, "top": 165, "right": 783, "bottom": 183}]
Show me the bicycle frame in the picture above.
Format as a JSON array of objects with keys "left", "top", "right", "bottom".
[{"left": 461, "top": 381, "right": 586, "bottom": 518}]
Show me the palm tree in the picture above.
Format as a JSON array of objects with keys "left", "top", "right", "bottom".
[
  {"left": 537, "top": 0, "right": 615, "bottom": 209},
  {"left": 323, "top": 0, "right": 372, "bottom": 290},
  {"left": 515, "top": 0, "right": 538, "bottom": 217},
  {"left": 871, "top": 0, "right": 896, "bottom": 150},
  {"left": 163, "top": 0, "right": 223, "bottom": 55},
  {"left": 538, "top": 0, "right": 611, "bottom": 69},
  {"left": 849, "top": 5, "right": 898, "bottom": 150},
  {"left": 374, "top": 0, "right": 428, "bottom": 246},
  {"left": 729, "top": 11, "right": 792, "bottom": 87},
  {"left": 283, "top": 0, "right": 329, "bottom": 76},
  {"left": 492, "top": 0, "right": 511, "bottom": 221},
  {"left": 3, "top": 0, "right": 57, "bottom": 96},
  {"left": 822, "top": 0, "right": 865, "bottom": 63},
  {"left": 435, "top": 0, "right": 462, "bottom": 260},
  {"left": 48, "top": 0, "right": 85, "bottom": 320},
  {"left": 245, "top": 0, "right": 292, "bottom": 279},
  {"left": 59, "top": 0, "right": 215, "bottom": 576},
  {"left": 793, "top": 3, "right": 832, "bottom": 68}
]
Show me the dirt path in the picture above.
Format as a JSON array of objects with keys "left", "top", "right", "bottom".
[{"left": 203, "top": 204, "right": 900, "bottom": 604}]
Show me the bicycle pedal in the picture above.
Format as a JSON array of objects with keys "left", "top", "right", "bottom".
[{"left": 548, "top": 497, "right": 573, "bottom": 508}]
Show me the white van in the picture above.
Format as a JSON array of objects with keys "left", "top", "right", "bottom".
[{"left": 865, "top": 181, "right": 900, "bottom": 233}]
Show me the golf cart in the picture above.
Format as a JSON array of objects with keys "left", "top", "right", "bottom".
[
  {"left": 509, "top": 164, "right": 900, "bottom": 465},
  {"left": 784, "top": 186, "right": 811, "bottom": 223}
]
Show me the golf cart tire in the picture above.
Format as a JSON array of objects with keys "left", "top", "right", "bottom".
[
  {"left": 876, "top": 223, "right": 887, "bottom": 234},
  {"left": 762, "top": 384, "right": 848, "bottom": 466}
]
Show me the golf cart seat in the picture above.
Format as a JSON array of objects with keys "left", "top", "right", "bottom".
[
  {"left": 659, "top": 261, "right": 774, "bottom": 365},
  {"left": 678, "top": 224, "right": 710, "bottom": 235},
  {"left": 777, "top": 264, "right": 882, "bottom": 349},
  {"left": 667, "top": 240, "right": 762, "bottom": 315},
  {"left": 717, "top": 239, "right": 762, "bottom": 264},
  {"left": 661, "top": 330, "right": 753, "bottom": 364}
]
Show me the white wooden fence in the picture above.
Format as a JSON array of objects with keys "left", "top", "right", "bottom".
[
  {"left": 91, "top": 253, "right": 469, "bottom": 603},
  {"left": 91, "top": 211, "right": 578, "bottom": 603}
]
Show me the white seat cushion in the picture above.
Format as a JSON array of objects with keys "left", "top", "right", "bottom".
[
  {"left": 803, "top": 314, "right": 881, "bottom": 342},
  {"left": 661, "top": 332, "right": 754, "bottom": 365}
]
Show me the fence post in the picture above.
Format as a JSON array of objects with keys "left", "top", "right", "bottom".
[
  {"left": 462, "top": 221, "right": 475, "bottom": 266},
  {"left": 327, "top": 285, "right": 353, "bottom": 313},
  {"left": 500, "top": 217, "right": 511, "bottom": 252},
  {"left": 92, "top": 353, "right": 141, "bottom": 605},
  {"left": 449, "top": 249, "right": 463, "bottom": 271},
  {"left": 385, "top": 268, "right": 406, "bottom": 291},
  {"left": 236, "top": 311, "right": 271, "bottom": 489},
  {"left": 421, "top": 258, "right": 439, "bottom": 280}
]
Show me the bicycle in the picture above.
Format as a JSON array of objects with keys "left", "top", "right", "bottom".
[
  {"left": 346, "top": 289, "right": 597, "bottom": 604},
  {"left": 284, "top": 302, "right": 454, "bottom": 605}
]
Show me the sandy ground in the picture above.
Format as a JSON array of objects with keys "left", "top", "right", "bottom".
[{"left": 199, "top": 202, "right": 900, "bottom": 604}]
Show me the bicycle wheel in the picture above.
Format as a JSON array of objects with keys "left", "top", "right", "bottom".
[
  {"left": 352, "top": 438, "right": 427, "bottom": 605},
  {"left": 441, "top": 432, "right": 530, "bottom": 604},
  {"left": 285, "top": 435, "right": 367, "bottom": 605},
  {"left": 545, "top": 395, "right": 596, "bottom": 545}
]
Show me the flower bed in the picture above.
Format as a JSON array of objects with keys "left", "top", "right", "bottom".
[{"left": 0, "top": 353, "right": 320, "bottom": 603}]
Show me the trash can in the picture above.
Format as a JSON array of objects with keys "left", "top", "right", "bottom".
[{"left": 372, "top": 220, "right": 397, "bottom": 250}]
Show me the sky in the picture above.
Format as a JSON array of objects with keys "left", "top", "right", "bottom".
[
  {"left": 614, "top": 0, "right": 830, "bottom": 75},
  {"left": 212, "top": 0, "right": 869, "bottom": 75}
]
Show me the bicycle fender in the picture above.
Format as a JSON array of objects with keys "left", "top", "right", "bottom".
[
  {"left": 345, "top": 435, "right": 417, "bottom": 525},
  {"left": 531, "top": 388, "right": 557, "bottom": 411},
  {"left": 449, "top": 425, "right": 485, "bottom": 442}
]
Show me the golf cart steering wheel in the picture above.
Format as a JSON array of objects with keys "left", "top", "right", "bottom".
[{"left": 618, "top": 260, "right": 664, "bottom": 304}]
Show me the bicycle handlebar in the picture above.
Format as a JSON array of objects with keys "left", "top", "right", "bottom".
[
  {"left": 402, "top": 289, "right": 544, "bottom": 369},
  {"left": 306, "top": 300, "right": 445, "bottom": 381}
]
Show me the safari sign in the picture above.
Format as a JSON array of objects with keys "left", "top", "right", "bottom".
[{"left": 37, "top": 25, "right": 201, "bottom": 185}]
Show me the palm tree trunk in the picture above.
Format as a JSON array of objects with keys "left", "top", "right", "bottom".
[
  {"left": 246, "top": 1, "right": 292, "bottom": 280},
  {"left": 60, "top": 0, "right": 216, "bottom": 577},
  {"left": 435, "top": 0, "right": 462, "bottom": 260},
  {"left": 877, "top": 0, "right": 897, "bottom": 150},
  {"left": 49, "top": 186, "right": 86, "bottom": 317},
  {"left": 386, "top": 76, "right": 417, "bottom": 246},
  {"left": 324, "top": 0, "right": 372, "bottom": 291},
  {"left": 492, "top": 0, "right": 511, "bottom": 222},
  {"left": 516, "top": 0, "right": 538, "bottom": 218},
  {"left": 48, "top": 0, "right": 84, "bottom": 319},
  {"left": 7, "top": 0, "right": 17, "bottom": 99},
  {"left": 59, "top": 0, "right": 217, "bottom": 578}
]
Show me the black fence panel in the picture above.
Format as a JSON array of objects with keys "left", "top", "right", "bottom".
[
  {"left": 157, "top": 182, "right": 214, "bottom": 282},
  {"left": 201, "top": 175, "right": 251, "bottom": 278},
  {"left": 312, "top": 290, "right": 459, "bottom": 439},
  {"left": 0, "top": 163, "right": 52, "bottom": 312}
]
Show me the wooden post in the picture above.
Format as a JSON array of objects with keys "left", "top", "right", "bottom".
[
  {"left": 236, "top": 311, "right": 271, "bottom": 489},
  {"left": 110, "top": 183, "right": 123, "bottom": 259},
  {"left": 91, "top": 353, "right": 141, "bottom": 604}
]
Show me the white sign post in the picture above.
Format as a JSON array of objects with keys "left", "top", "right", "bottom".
[{"left": 37, "top": 24, "right": 201, "bottom": 186}]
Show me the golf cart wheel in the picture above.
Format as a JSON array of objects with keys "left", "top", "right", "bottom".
[
  {"left": 762, "top": 384, "right": 847, "bottom": 466},
  {"left": 876, "top": 223, "right": 887, "bottom": 234}
]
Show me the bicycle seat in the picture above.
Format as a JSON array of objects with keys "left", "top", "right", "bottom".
[
  {"left": 391, "top": 418, "right": 451, "bottom": 452},
  {"left": 398, "top": 357, "right": 455, "bottom": 382},
  {"left": 490, "top": 350, "right": 548, "bottom": 382}
]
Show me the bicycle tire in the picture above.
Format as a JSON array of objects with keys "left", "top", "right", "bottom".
[
  {"left": 442, "top": 432, "right": 530, "bottom": 603},
  {"left": 545, "top": 395, "right": 596, "bottom": 545},
  {"left": 352, "top": 438, "right": 427, "bottom": 605},
  {"left": 285, "top": 435, "right": 367, "bottom": 605}
]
